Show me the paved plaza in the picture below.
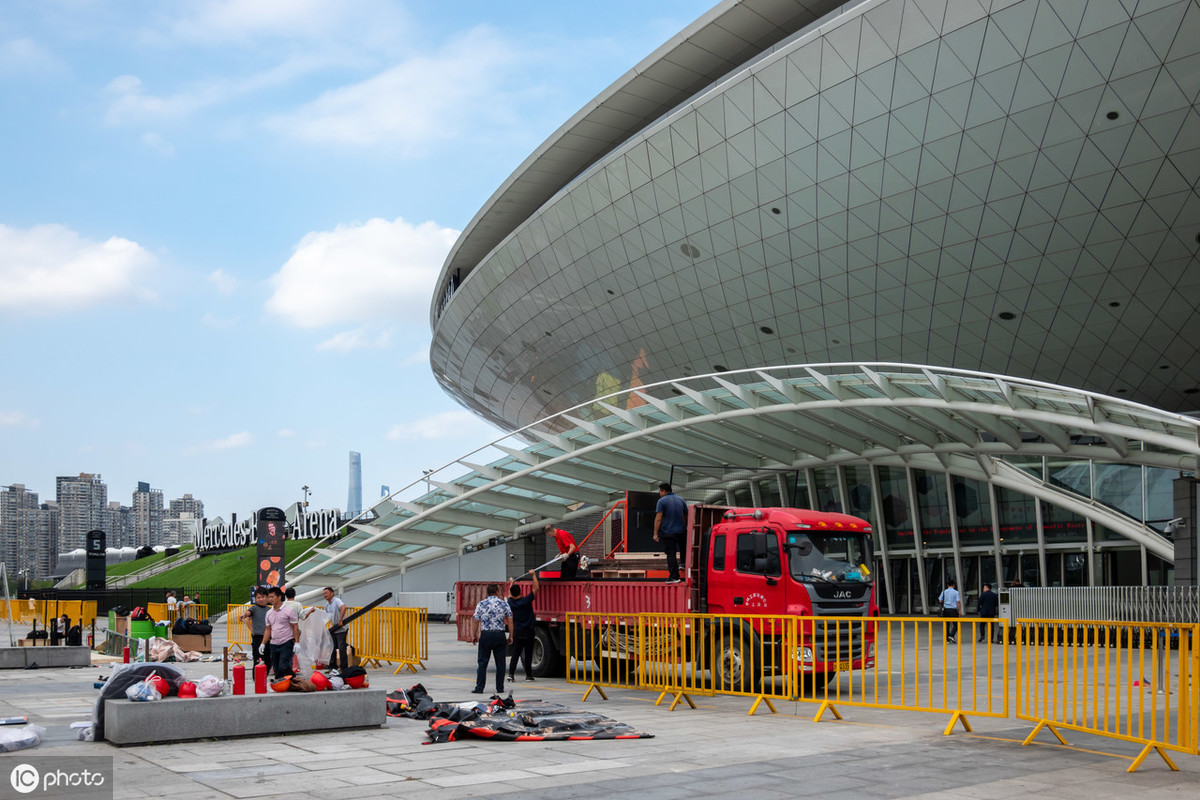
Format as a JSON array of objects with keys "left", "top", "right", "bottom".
[{"left": 1, "top": 621, "right": 1198, "bottom": 799}]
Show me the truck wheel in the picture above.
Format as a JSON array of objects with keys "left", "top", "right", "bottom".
[
  {"left": 531, "top": 626, "right": 561, "bottom": 678},
  {"left": 714, "top": 629, "right": 762, "bottom": 693}
]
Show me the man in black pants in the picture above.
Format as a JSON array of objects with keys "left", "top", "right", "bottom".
[
  {"left": 977, "top": 583, "right": 999, "bottom": 643},
  {"left": 470, "top": 583, "right": 513, "bottom": 694},
  {"left": 653, "top": 482, "right": 689, "bottom": 583},
  {"left": 507, "top": 571, "right": 540, "bottom": 682}
]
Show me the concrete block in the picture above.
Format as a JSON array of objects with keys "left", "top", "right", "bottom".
[
  {"left": 0, "top": 646, "right": 91, "bottom": 668},
  {"left": 104, "top": 688, "right": 387, "bottom": 746}
]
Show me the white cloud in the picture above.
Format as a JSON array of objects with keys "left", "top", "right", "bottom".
[
  {"left": 276, "top": 429, "right": 295, "bottom": 438},
  {"left": 317, "top": 327, "right": 392, "bottom": 353},
  {"left": 0, "top": 223, "right": 157, "bottom": 314},
  {"left": 0, "top": 38, "right": 67, "bottom": 79},
  {"left": 0, "top": 410, "right": 40, "bottom": 428},
  {"left": 386, "top": 410, "right": 492, "bottom": 441},
  {"left": 265, "top": 216, "right": 458, "bottom": 328},
  {"left": 402, "top": 343, "right": 430, "bottom": 366},
  {"left": 183, "top": 431, "right": 253, "bottom": 455},
  {"left": 200, "top": 312, "right": 239, "bottom": 328},
  {"left": 208, "top": 268, "right": 238, "bottom": 294},
  {"left": 267, "top": 26, "right": 517, "bottom": 150},
  {"left": 166, "top": 0, "right": 405, "bottom": 48},
  {"left": 140, "top": 131, "right": 175, "bottom": 155}
]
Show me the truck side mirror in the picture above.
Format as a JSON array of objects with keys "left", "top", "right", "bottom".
[{"left": 792, "top": 541, "right": 812, "bottom": 558}]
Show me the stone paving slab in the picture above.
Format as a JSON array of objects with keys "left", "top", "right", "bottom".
[{"left": 0, "top": 621, "right": 1195, "bottom": 798}]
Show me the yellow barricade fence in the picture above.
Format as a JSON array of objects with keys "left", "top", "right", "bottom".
[
  {"left": 2, "top": 599, "right": 99, "bottom": 628},
  {"left": 345, "top": 606, "right": 427, "bottom": 674},
  {"left": 225, "top": 604, "right": 252, "bottom": 649},
  {"left": 567, "top": 613, "right": 1007, "bottom": 727},
  {"left": 147, "top": 603, "right": 209, "bottom": 624},
  {"left": 566, "top": 613, "right": 649, "bottom": 702},
  {"left": 1015, "top": 618, "right": 1199, "bottom": 772}
]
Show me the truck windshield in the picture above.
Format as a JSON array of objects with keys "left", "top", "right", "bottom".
[{"left": 785, "top": 531, "right": 871, "bottom": 583}]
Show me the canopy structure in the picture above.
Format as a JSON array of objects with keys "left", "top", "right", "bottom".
[{"left": 291, "top": 363, "right": 1200, "bottom": 593}]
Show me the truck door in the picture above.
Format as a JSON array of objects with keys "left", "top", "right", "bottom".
[
  {"left": 706, "top": 531, "right": 731, "bottom": 614},
  {"left": 729, "top": 528, "right": 785, "bottom": 615}
]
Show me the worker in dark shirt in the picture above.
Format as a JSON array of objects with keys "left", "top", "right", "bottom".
[
  {"left": 977, "top": 583, "right": 999, "bottom": 643},
  {"left": 506, "top": 571, "right": 540, "bottom": 682}
]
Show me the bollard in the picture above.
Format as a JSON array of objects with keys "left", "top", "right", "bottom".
[
  {"left": 232, "top": 664, "right": 246, "bottom": 695},
  {"left": 223, "top": 646, "right": 229, "bottom": 681},
  {"left": 254, "top": 663, "right": 267, "bottom": 694}
]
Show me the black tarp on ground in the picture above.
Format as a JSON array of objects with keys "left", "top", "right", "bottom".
[{"left": 386, "top": 684, "right": 653, "bottom": 743}]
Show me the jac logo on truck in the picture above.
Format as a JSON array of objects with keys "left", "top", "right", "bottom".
[{"left": 833, "top": 590, "right": 853, "bottom": 599}]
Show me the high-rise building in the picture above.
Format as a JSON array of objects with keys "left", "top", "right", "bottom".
[
  {"left": 1, "top": 484, "right": 40, "bottom": 578},
  {"left": 132, "top": 481, "right": 164, "bottom": 547},
  {"left": 164, "top": 493, "right": 204, "bottom": 546},
  {"left": 104, "top": 502, "right": 134, "bottom": 549},
  {"left": 347, "top": 452, "right": 362, "bottom": 517},
  {"left": 25, "top": 502, "right": 60, "bottom": 579},
  {"left": 56, "top": 473, "right": 106, "bottom": 552}
]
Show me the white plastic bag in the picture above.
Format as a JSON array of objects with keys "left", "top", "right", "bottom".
[
  {"left": 195, "top": 674, "right": 224, "bottom": 698},
  {"left": 125, "top": 681, "right": 161, "bottom": 702},
  {"left": 0, "top": 725, "right": 44, "bottom": 753},
  {"left": 296, "top": 608, "right": 333, "bottom": 673}
]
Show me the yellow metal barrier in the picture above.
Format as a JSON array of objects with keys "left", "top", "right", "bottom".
[
  {"left": 345, "top": 606, "right": 427, "bottom": 673},
  {"left": 3, "top": 599, "right": 99, "bottom": 627},
  {"left": 704, "top": 614, "right": 798, "bottom": 715},
  {"left": 225, "top": 604, "right": 252, "bottom": 649},
  {"left": 147, "top": 603, "right": 209, "bottom": 624},
  {"left": 803, "top": 616, "right": 1009, "bottom": 732},
  {"left": 1015, "top": 618, "right": 1199, "bottom": 772},
  {"left": 638, "top": 614, "right": 713, "bottom": 710},
  {"left": 565, "top": 613, "right": 644, "bottom": 701}
]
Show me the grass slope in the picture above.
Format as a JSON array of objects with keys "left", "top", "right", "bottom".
[
  {"left": 130, "top": 539, "right": 323, "bottom": 591},
  {"left": 106, "top": 544, "right": 195, "bottom": 578}
]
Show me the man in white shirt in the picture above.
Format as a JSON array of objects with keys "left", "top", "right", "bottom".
[{"left": 938, "top": 579, "right": 962, "bottom": 644}]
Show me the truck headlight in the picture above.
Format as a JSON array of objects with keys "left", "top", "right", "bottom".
[{"left": 795, "top": 646, "right": 813, "bottom": 664}]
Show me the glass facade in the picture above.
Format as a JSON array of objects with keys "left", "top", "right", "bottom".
[{"left": 810, "top": 455, "right": 1173, "bottom": 615}]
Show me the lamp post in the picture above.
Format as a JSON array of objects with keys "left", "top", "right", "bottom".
[{"left": 301, "top": 485, "right": 310, "bottom": 514}]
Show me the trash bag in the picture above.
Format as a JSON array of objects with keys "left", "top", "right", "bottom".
[
  {"left": 195, "top": 675, "right": 224, "bottom": 698},
  {"left": 0, "top": 725, "right": 45, "bottom": 753},
  {"left": 125, "top": 681, "right": 161, "bottom": 702},
  {"left": 295, "top": 608, "right": 333, "bottom": 673},
  {"left": 93, "top": 663, "right": 186, "bottom": 741}
]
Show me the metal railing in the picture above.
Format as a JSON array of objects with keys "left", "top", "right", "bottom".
[{"left": 1009, "top": 587, "right": 1200, "bottom": 624}]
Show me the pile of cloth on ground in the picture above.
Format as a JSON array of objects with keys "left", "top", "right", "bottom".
[{"left": 387, "top": 683, "right": 653, "bottom": 743}]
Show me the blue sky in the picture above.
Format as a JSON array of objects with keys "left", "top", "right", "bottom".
[{"left": 0, "top": 0, "right": 712, "bottom": 520}]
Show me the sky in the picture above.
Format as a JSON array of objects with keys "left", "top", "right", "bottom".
[{"left": 0, "top": 0, "right": 714, "bottom": 520}]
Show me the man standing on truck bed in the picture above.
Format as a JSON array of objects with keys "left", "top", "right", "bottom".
[
  {"left": 653, "top": 482, "right": 688, "bottom": 583},
  {"left": 545, "top": 522, "right": 580, "bottom": 579}
]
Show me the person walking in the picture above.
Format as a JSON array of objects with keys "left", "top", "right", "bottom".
[
  {"left": 652, "top": 482, "right": 689, "bottom": 583},
  {"left": 938, "top": 579, "right": 962, "bottom": 644},
  {"left": 470, "top": 583, "right": 512, "bottom": 695},
  {"left": 240, "top": 588, "right": 270, "bottom": 670},
  {"left": 262, "top": 587, "right": 299, "bottom": 679},
  {"left": 977, "top": 583, "right": 999, "bottom": 643},
  {"left": 544, "top": 523, "right": 581, "bottom": 579},
  {"left": 507, "top": 571, "right": 540, "bottom": 683}
]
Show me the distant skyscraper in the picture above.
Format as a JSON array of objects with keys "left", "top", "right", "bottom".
[
  {"left": 1, "top": 484, "right": 40, "bottom": 577},
  {"left": 105, "top": 502, "right": 134, "bottom": 549},
  {"left": 57, "top": 473, "right": 107, "bottom": 552},
  {"left": 132, "top": 481, "right": 164, "bottom": 547},
  {"left": 164, "top": 493, "right": 204, "bottom": 545},
  {"left": 347, "top": 452, "right": 362, "bottom": 517},
  {"left": 26, "top": 501, "right": 60, "bottom": 578}
]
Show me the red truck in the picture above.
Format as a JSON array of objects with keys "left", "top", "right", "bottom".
[{"left": 457, "top": 503, "right": 877, "bottom": 690}]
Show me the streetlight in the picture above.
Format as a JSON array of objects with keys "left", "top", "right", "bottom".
[{"left": 301, "top": 485, "right": 310, "bottom": 516}]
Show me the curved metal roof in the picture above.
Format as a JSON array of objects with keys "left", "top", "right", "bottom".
[
  {"left": 434, "top": 0, "right": 852, "bottom": 322},
  {"left": 430, "top": 0, "right": 1200, "bottom": 431},
  {"left": 292, "top": 364, "right": 1199, "bottom": 592}
]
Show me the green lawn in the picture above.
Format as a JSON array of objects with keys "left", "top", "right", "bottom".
[
  {"left": 106, "top": 544, "right": 195, "bottom": 578},
  {"left": 130, "top": 539, "right": 324, "bottom": 592}
]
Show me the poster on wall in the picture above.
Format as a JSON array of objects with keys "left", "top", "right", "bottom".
[{"left": 257, "top": 506, "right": 287, "bottom": 587}]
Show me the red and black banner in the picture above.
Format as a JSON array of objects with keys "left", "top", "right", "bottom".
[{"left": 256, "top": 506, "right": 287, "bottom": 587}]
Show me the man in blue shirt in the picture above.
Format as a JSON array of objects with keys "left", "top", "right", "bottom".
[
  {"left": 938, "top": 579, "right": 962, "bottom": 644},
  {"left": 506, "top": 571, "right": 540, "bottom": 682},
  {"left": 471, "top": 584, "right": 513, "bottom": 694},
  {"left": 653, "top": 482, "right": 689, "bottom": 583}
]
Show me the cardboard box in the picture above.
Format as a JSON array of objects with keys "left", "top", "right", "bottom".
[{"left": 171, "top": 633, "right": 212, "bottom": 653}]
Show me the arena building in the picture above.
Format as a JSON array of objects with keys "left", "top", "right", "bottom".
[{"left": 297, "top": 0, "right": 1200, "bottom": 613}]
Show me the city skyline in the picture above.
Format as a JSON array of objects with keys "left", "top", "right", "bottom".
[{"left": 0, "top": 1, "right": 713, "bottom": 517}]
